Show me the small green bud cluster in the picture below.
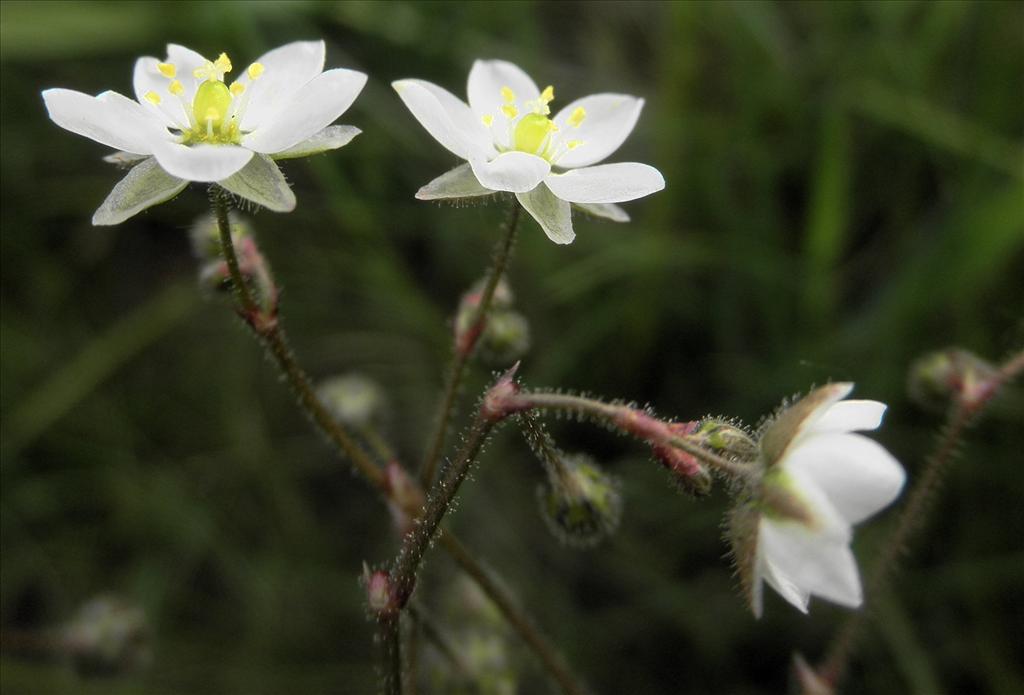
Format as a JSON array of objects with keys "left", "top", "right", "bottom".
[
  {"left": 908, "top": 348, "right": 999, "bottom": 412},
  {"left": 537, "top": 453, "right": 623, "bottom": 548},
  {"left": 454, "top": 277, "right": 530, "bottom": 365},
  {"left": 61, "top": 595, "right": 151, "bottom": 676},
  {"left": 318, "top": 373, "right": 387, "bottom": 428}
]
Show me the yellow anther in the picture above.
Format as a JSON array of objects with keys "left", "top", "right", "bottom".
[
  {"left": 168, "top": 80, "right": 184, "bottom": 96},
  {"left": 500, "top": 86, "right": 515, "bottom": 103},
  {"left": 214, "top": 52, "right": 232, "bottom": 74},
  {"left": 568, "top": 107, "right": 587, "bottom": 128},
  {"left": 566, "top": 140, "right": 583, "bottom": 150},
  {"left": 501, "top": 104, "right": 518, "bottom": 119},
  {"left": 481, "top": 114, "right": 494, "bottom": 127},
  {"left": 247, "top": 62, "right": 265, "bottom": 80},
  {"left": 540, "top": 85, "right": 554, "bottom": 103},
  {"left": 144, "top": 91, "right": 162, "bottom": 105},
  {"left": 230, "top": 82, "right": 246, "bottom": 96},
  {"left": 157, "top": 62, "right": 176, "bottom": 79}
]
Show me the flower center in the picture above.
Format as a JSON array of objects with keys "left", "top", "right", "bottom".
[
  {"left": 483, "top": 84, "right": 587, "bottom": 164},
  {"left": 142, "top": 52, "right": 265, "bottom": 146}
]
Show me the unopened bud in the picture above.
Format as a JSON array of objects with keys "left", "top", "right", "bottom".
[
  {"left": 693, "top": 419, "right": 757, "bottom": 461},
  {"left": 362, "top": 564, "right": 396, "bottom": 616},
  {"left": 190, "top": 212, "right": 250, "bottom": 263},
  {"left": 454, "top": 277, "right": 517, "bottom": 357},
  {"left": 538, "top": 453, "right": 622, "bottom": 547},
  {"left": 651, "top": 421, "right": 713, "bottom": 497},
  {"left": 908, "top": 348, "right": 999, "bottom": 411},
  {"left": 478, "top": 310, "right": 531, "bottom": 366},
  {"left": 481, "top": 364, "right": 525, "bottom": 421},
  {"left": 61, "top": 595, "right": 151, "bottom": 676},
  {"left": 384, "top": 461, "right": 425, "bottom": 536},
  {"left": 318, "top": 374, "right": 386, "bottom": 428}
]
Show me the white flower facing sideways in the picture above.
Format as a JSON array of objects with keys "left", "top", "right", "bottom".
[
  {"left": 733, "top": 383, "right": 906, "bottom": 617},
  {"left": 393, "top": 60, "right": 665, "bottom": 244},
  {"left": 42, "top": 41, "right": 367, "bottom": 224}
]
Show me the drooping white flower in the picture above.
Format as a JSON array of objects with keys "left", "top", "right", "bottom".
[
  {"left": 731, "top": 383, "right": 906, "bottom": 617},
  {"left": 392, "top": 60, "right": 665, "bottom": 244},
  {"left": 42, "top": 41, "right": 367, "bottom": 224}
]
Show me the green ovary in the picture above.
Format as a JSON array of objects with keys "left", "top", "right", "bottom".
[
  {"left": 189, "top": 80, "right": 237, "bottom": 143},
  {"left": 513, "top": 113, "right": 555, "bottom": 156}
]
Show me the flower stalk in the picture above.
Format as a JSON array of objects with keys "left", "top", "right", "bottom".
[{"left": 419, "top": 203, "right": 521, "bottom": 487}]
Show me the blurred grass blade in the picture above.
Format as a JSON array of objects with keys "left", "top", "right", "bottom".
[{"left": 2, "top": 282, "right": 197, "bottom": 461}]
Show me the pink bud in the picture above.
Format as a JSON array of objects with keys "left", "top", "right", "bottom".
[
  {"left": 480, "top": 363, "right": 526, "bottom": 421},
  {"left": 363, "top": 565, "right": 395, "bottom": 616},
  {"left": 384, "top": 461, "right": 425, "bottom": 536}
]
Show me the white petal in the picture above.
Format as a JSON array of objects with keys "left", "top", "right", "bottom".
[
  {"left": 467, "top": 59, "right": 541, "bottom": 149},
  {"left": 218, "top": 154, "right": 295, "bottom": 212},
  {"left": 393, "top": 79, "right": 494, "bottom": 160},
  {"left": 573, "top": 202, "right": 630, "bottom": 223},
  {"left": 271, "top": 125, "right": 361, "bottom": 160},
  {"left": 470, "top": 152, "right": 549, "bottom": 193},
  {"left": 165, "top": 43, "right": 209, "bottom": 102},
  {"left": 552, "top": 94, "right": 644, "bottom": 168},
  {"left": 786, "top": 433, "right": 906, "bottom": 525},
  {"left": 133, "top": 57, "right": 191, "bottom": 128},
  {"left": 516, "top": 183, "right": 574, "bottom": 245},
  {"left": 416, "top": 163, "right": 494, "bottom": 200},
  {"left": 243, "top": 69, "right": 367, "bottom": 154},
  {"left": 42, "top": 88, "right": 166, "bottom": 154},
  {"left": 760, "top": 520, "right": 863, "bottom": 608},
  {"left": 151, "top": 143, "right": 253, "bottom": 182},
  {"left": 760, "top": 551, "right": 811, "bottom": 613},
  {"left": 810, "top": 400, "right": 887, "bottom": 435},
  {"left": 235, "top": 40, "right": 326, "bottom": 130},
  {"left": 92, "top": 157, "right": 188, "bottom": 226},
  {"left": 544, "top": 163, "right": 664, "bottom": 204}
]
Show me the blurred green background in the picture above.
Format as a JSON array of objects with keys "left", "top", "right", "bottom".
[{"left": 2, "top": 1, "right": 1022, "bottom": 693}]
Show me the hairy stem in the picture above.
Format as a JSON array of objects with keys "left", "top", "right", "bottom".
[
  {"left": 380, "top": 613, "right": 402, "bottom": 695},
  {"left": 517, "top": 391, "right": 753, "bottom": 480},
  {"left": 211, "top": 189, "right": 386, "bottom": 491},
  {"left": 819, "top": 347, "right": 1024, "bottom": 687},
  {"left": 420, "top": 204, "right": 521, "bottom": 487}
]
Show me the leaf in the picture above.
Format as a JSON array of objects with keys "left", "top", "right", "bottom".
[
  {"left": 92, "top": 157, "right": 188, "bottom": 226},
  {"left": 218, "top": 154, "right": 296, "bottom": 212},
  {"left": 271, "top": 125, "right": 362, "bottom": 160}
]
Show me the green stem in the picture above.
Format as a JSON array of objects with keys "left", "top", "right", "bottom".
[
  {"left": 819, "top": 347, "right": 1024, "bottom": 687},
  {"left": 211, "top": 190, "right": 386, "bottom": 491},
  {"left": 517, "top": 391, "right": 753, "bottom": 480},
  {"left": 439, "top": 532, "right": 589, "bottom": 695},
  {"left": 393, "top": 413, "right": 497, "bottom": 608},
  {"left": 420, "top": 204, "right": 521, "bottom": 488}
]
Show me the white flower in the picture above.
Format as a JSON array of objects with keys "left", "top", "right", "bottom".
[
  {"left": 42, "top": 41, "right": 367, "bottom": 224},
  {"left": 392, "top": 60, "right": 665, "bottom": 244},
  {"left": 744, "top": 383, "right": 906, "bottom": 617}
]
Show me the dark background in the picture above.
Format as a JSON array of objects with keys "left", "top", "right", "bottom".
[{"left": 2, "top": 1, "right": 1022, "bottom": 693}]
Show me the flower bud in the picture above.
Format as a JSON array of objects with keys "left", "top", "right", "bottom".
[
  {"left": 792, "top": 653, "right": 835, "bottom": 695},
  {"left": 537, "top": 453, "right": 622, "bottom": 547},
  {"left": 61, "top": 595, "right": 151, "bottom": 676},
  {"left": 318, "top": 374, "right": 386, "bottom": 428},
  {"left": 692, "top": 419, "right": 757, "bottom": 461},
  {"left": 190, "top": 211, "right": 251, "bottom": 263},
  {"left": 908, "top": 348, "right": 999, "bottom": 411},
  {"left": 480, "top": 363, "right": 525, "bottom": 421},
  {"left": 650, "top": 421, "right": 713, "bottom": 497},
  {"left": 454, "top": 277, "right": 517, "bottom": 357},
  {"left": 362, "top": 564, "right": 397, "bottom": 617},
  {"left": 477, "top": 310, "right": 531, "bottom": 366}
]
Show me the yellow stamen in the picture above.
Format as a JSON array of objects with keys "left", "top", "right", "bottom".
[
  {"left": 214, "top": 52, "right": 232, "bottom": 74},
  {"left": 157, "top": 62, "right": 176, "bottom": 79},
  {"left": 144, "top": 91, "right": 162, "bottom": 105},
  {"left": 569, "top": 107, "right": 587, "bottom": 128},
  {"left": 481, "top": 114, "right": 494, "bottom": 127},
  {"left": 566, "top": 140, "right": 583, "bottom": 150},
  {"left": 500, "top": 86, "right": 515, "bottom": 103},
  {"left": 501, "top": 104, "right": 518, "bottom": 119},
  {"left": 230, "top": 82, "right": 246, "bottom": 96},
  {"left": 168, "top": 80, "right": 184, "bottom": 96},
  {"left": 540, "top": 85, "right": 554, "bottom": 104},
  {"left": 247, "top": 62, "right": 264, "bottom": 80}
]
